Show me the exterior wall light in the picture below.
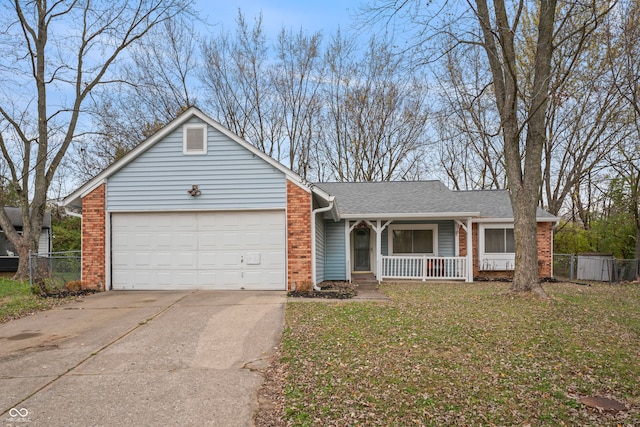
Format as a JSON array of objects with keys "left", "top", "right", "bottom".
[{"left": 187, "top": 185, "right": 201, "bottom": 197}]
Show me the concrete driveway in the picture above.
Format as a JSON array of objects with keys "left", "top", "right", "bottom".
[{"left": 0, "top": 290, "right": 285, "bottom": 426}]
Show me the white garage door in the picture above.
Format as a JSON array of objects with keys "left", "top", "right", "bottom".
[{"left": 111, "top": 211, "right": 286, "bottom": 290}]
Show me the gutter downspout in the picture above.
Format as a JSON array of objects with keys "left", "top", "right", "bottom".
[
  {"left": 311, "top": 199, "right": 335, "bottom": 291},
  {"left": 64, "top": 208, "right": 83, "bottom": 219}
]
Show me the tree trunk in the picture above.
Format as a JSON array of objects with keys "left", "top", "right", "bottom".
[
  {"left": 635, "top": 216, "right": 640, "bottom": 263},
  {"left": 511, "top": 188, "right": 545, "bottom": 294},
  {"left": 12, "top": 237, "right": 32, "bottom": 282}
]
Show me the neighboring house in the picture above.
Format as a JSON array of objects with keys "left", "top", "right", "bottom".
[
  {"left": 62, "top": 107, "right": 557, "bottom": 291},
  {"left": 0, "top": 207, "right": 52, "bottom": 272}
]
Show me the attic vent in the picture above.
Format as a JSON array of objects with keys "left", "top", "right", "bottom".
[{"left": 183, "top": 124, "right": 207, "bottom": 154}]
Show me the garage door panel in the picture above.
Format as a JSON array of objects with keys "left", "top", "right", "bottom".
[
  {"left": 174, "top": 271, "right": 198, "bottom": 286},
  {"left": 198, "top": 214, "right": 218, "bottom": 229},
  {"left": 155, "top": 233, "right": 175, "bottom": 248},
  {"left": 111, "top": 211, "right": 285, "bottom": 290},
  {"left": 198, "top": 270, "right": 217, "bottom": 285},
  {"left": 198, "top": 252, "right": 218, "bottom": 268},
  {"left": 132, "top": 252, "right": 151, "bottom": 266},
  {"left": 222, "top": 252, "right": 240, "bottom": 265},
  {"left": 153, "top": 252, "right": 175, "bottom": 267},
  {"left": 173, "top": 252, "right": 197, "bottom": 267},
  {"left": 130, "top": 233, "right": 151, "bottom": 248},
  {"left": 244, "top": 271, "right": 284, "bottom": 288},
  {"left": 222, "top": 232, "right": 239, "bottom": 247},
  {"left": 222, "top": 271, "right": 241, "bottom": 285},
  {"left": 265, "top": 230, "right": 285, "bottom": 246},
  {"left": 245, "top": 232, "right": 261, "bottom": 246},
  {"left": 112, "top": 251, "right": 130, "bottom": 267},
  {"left": 218, "top": 213, "right": 239, "bottom": 228},
  {"left": 198, "top": 233, "right": 220, "bottom": 249},
  {"left": 258, "top": 248, "right": 284, "bottom": 262}
]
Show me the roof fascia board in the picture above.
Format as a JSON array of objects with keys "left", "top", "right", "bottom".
[
  {"left": 473, "top": 216, "right": 559, "bottom": 223},
  {"left": 339, "top": 212, "right": 481, "bottom": 220}
]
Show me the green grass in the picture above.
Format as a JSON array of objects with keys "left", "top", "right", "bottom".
[
  {"left": 280, "top": 282, "right": 640, "bottom": 426},
  {"left": 0, "top": 277, "right": 68, "bottom": 323}
]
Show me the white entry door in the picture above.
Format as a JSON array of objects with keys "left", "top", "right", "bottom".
[{"left": 111, "top": 211, "right": 286, "bottom": 290}]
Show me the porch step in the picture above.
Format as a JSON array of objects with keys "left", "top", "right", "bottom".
[{"left": 352, "top": 273, "right": 376, "bottom": 282}]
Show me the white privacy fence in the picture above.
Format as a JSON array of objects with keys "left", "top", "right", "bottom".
[
  {"left": 554, "top": 254, "right": 639, "bottom": 283},
  {"left": 381, "top": 256, "right": 467, "bottom": 281}
]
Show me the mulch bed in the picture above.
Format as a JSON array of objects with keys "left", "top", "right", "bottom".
[
  {"left": 287, "top": 280, "right": 357, "bottom": 299},
  {"left": 37, "top": 289, "right": 99, "bottom": 298}
]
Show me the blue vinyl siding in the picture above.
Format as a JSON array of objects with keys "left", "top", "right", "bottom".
[
  {"left": 315, "top": 213, "right": 325, "bottom": 283},
  {"left": 106, "top": 117, "right": 286, "bottom": 211},
  {"left": 382, "top": 220, "right": 455, "bottom": 257},
  {"left": 324, "top": 219, "right": 346, "bottom": 280}
]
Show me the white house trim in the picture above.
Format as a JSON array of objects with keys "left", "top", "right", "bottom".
[
  {"left": 340, "top": 212, "right": 480, "bottom": 220},
  {"left": 311, "top": 197, "right": 335, "bottom": 289},
  {"left": 474, "top": 217, "right": 558, "bottom": 224},
  {"left": 478, "top": 222, "right": 516, "bottom": 271},
  {"left": 182, "top": 123, "right": 208, "bottom": 155}
]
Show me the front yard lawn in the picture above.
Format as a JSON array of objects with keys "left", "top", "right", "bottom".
[
  {"left": 264, "top": 282, "right": 640, "bottom": 426},
  {"left": 0, "top": 277, "right": 70, "bottom": 323}
]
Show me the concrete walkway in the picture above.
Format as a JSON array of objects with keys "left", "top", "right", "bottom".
[
  {"left": 0, "top": 290, "right": 285, "bottom": 426},
  {"left": 352, "top": 284, "right": 391, "bottom": 302}
]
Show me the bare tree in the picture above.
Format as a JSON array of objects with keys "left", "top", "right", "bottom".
[
  {"left": 0, "top": 0, "right": 192, "bottom": 279},
  {"left": 321, "top": 34, "right": 430, "bottom": 182},
  {"left": 200, "top": 11, "right": 284, "bottom": 160},
  {"left": 272, "top": 28, "right": 324, "bottom": 179},
  {"left": 605, "top": 0, "right": 640, "bottom": 259},
  {"left": 517, "top": 3, "right": 623, "bottom": 218},
  {"left": 434, "top": 40, "right": 506, "bottom": 190},
  {"left": 75, "top": 16, "right": 199, "bottom": 180}
]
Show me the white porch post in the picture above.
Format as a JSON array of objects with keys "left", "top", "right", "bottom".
[
  {"left": 466, "top": 217, "right": 473, "bottom": 282},
  {"left": 345, "top": 220, "right": 351, "bottom": 282},
  {"left": 376, "top": 220, "right": 382, "bottom": 282}
]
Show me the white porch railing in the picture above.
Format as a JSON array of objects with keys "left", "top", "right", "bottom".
[{"left": 381, "top": 256, "right": 467, "bottom": 281}]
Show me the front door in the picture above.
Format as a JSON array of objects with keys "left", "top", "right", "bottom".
[{"left": 354, "top": 228, "right": 370, "bottom": 271}]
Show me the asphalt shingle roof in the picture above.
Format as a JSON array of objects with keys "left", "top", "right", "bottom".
[
  {"left": 2, "top": 207, "right": 52, "bottom": 228},
  {"left": 315, "top": 181, "right": 556, "bottom": 220}
]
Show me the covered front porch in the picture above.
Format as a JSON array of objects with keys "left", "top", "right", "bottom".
[{"left": 344, "top": 217, "right": 474, "bottom": 283}]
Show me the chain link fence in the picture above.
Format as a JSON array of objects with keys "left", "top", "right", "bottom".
[
  {"left": 554, "top": 254, "right": 639, "bottom": 283},
  {"left": 29, "top": 251, "right": 81, "bottom": 294},
  {"left": 553, "top": 254, "right": 577, "bottom": 281}
]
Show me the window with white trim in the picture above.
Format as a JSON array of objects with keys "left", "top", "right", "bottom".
[
  {"left": 0, "top": 231, "right": 19, "bottom": 256},
  {"left": 183, "top": 124, "right": 207, "bottom": 154},
  {"left": 479, "top": 224, "right": 515, "bottom": 270},
  {"left": 485, "top": 228, "right": 515, "bottom": 253},
  {"left": 388, "top": 224, "right": 438, "bottom": 255}
]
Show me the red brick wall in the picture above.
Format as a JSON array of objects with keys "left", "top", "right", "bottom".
[
  {"left": 537, "top": 221, "right": 553, "bottom": 277},
  {"left": 458, "top": 221, "right": 554, "bottom": 280},
  {"left": 287, "top": 180, "right": 312, "bottom": 291},
  {"left": 82, "top": 184, "right": 106, "bottom": 290}
]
